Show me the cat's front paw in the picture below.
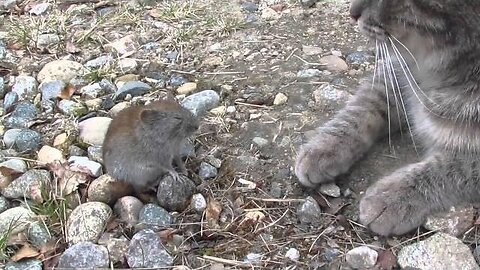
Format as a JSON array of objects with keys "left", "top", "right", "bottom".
[{"left": 359, "top": 174, "right": 430, "bottom": 236}]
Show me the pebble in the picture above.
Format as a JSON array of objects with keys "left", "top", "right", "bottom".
[
  {"left": 36, "top": 33, "right": 60, "bottom": 48},
  {"left": 210, "top": 105, "right": 226, "bottom": 116},
  {"left": 69, "top": 145, "right": 86, "bottom": 156},
  {"left": 114, "top": 196, "right": 144, "bottom": 226},
  {"left": 66, "top": 202, "right": 112, "bottom": 244},
  {"left": 3, "top": 128, "right": 21, "bottom": 148},
  {"left": 14, "top": 129, "right": 42, "bottom": 152},
  {"left": 273, "top": 93, "right": 288, "bottom": 105},
  {"left": 241, "top": 2, "right": 258, "bottom": 12},
  {"left": 313, "top": 84, "right": 350, "bottom": 107},
  {"left": 0, "top": 159, "right": 27, "bottom": 174},
  {"left": 117, "top": 58, "right": 138, "bottom": 72},
  {"left": 300, "top": 0, "right": 319, "bottom": 7},
  {"left": 424, "top": 206, "right": 475, "bottom": 236},
  {"left": 261, "top": 7, "right": 280, "bottom": 21},
  {"left": 285, "top": 247, "right": 300, "bottom": 261},
  {"left": 68, "top": 156, "right": 103, "bottom": 177},
  {"left": 108, "top": 101, "right": 131, "bottom": 117},
  {"left": 302, "top": 45, "right": 323, "bottom": 56},
  {"left": 324, "top": 248, "right": 342, "bottom": 262},
  {"left": 397, "top": 232, "right": 479, "bottom": 270},
  {"left": 0, "top": 196, "right": 9, "bottom": 213},
  {"left": 29, "top": 3, "right": 51, "bottom": 15},
  {"left": 169, "top": 75, "right": 188, "bottom": 86},
  {"left": 319, "top": 55, "right": 348, "bottom": 72},
  {"left": 346, "top": 246, "right": 378, "bottom": 269},
  {"left": 127, "top": 229, "right": 174, "bottom": 268},
  {"left": 58, "top": 100, "right": 88, "bottom": 117},
  {"left": 57, "top": 242, "right": 110, "bottom": 268},
  {"left": 98, "top": 233, "right": 129, "bottom": 264},
  {"left": 157, "top": 174, "right": 196, "bottom": 212},
  {"left": 206, "top": 155, "right": 222, "bottom": 168},
  {"left": 3, "top": 91, "right": 18, "bottom": 112},
  {"left": 37, "top": 60, "right": 87, "bottom": 83},
  {"left": 85, "top": 55, "right": 114, "bottom": 69},
  {"left": 319, "top": 183, "right": 341, "bottom": 198},
  {"left": 297, "top": 68, "right": 322, "bottom": 78},
  {"left": 191, "top": 193, "right": 207, "bottom": 213},
  {"left": 244, "top": 253, "right": 262, "bottom": 264},
  {"left": 113, "top": 81, "right": 152, "bottom": 101},
  {"left": 346, "top": 51, "right": 373, "bottom": 66},
  {"left": 137, "top": 203, "right": 173, "bottom": 230},
  {"left": 28, "top": 221, "right": 52, "bottom": 248},
  {"left": 37, "top": 145, "right": 65, "bottom": 163},
  {"left": 5, "top": 259, "right": 43, "bottom": 270},
  {"left": 198, "top": 162, "right": 218, "bottom": 180},
  {"left": 12, "top": 75, "right": 38, "bottom": 100},
  {"left": 78, "top": 116, "right": 112, "bottom": 145},
  {"left": 2, "top": 169, "right": 50, "bottom": 200},
  {"left": 181, "top": 90, "right": 221, "bottom": 116},
  {"left": 87, "top": 174, "right": 131, "bottom": 204},
  {"left": 99, "top": 78, "right": 117, "bottom": 93},
  {"left": 80, "top": 83, "right": 105, "bottom": 99},
  {"left": 0, "top": 207, "right": 35, "bottom": 235},
  {"left": 297, "top": 196, "right": 322, "bottom": 225},
  {"left": 1, "top": 0, "right": 16, "bottom": 10},
  {"left": 177, "top": 82, "right": 197, "bottom": 95},
  {"left": 104, "top": 34, "right": 136, "bottom": 55},
  {"left": 87, "top": 145, "right": 103, "bottom": 163},
  {"left": 4, "top": 101, "right": 38, "bottom": 128},
  {"left": 252, "top": 136, "right": 269, "bottom": 147},
  {"left": 40, "top": 80, "right": 65, "bottom": 101}
]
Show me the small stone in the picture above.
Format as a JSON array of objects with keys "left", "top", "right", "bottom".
[
  {"left": 12, "top": 75, "right": 38, "bottom": 100},
  {"left": 157, "top": 174, "right": 196, "bottom": 212},
  {"left": 37, "top": 60, "right": 87, "bottom": 83},
  {"left": 297, "top": 196, "right": 322, "bottom": 225},
  {"left": 205, "top": 155, "right": 222, "bottom": 168},
  {"left": 4, "top": 102, "right": 38, "bottom": 129},
  {"left": 241, "top": 2, "right": 258, "bottom": 12},
  {"left": 6, "top": 259, "right": 42, "bottom": 270},
  {"left": 319, "top": 183, "right": 341, "bottom": 198},
  {"left": 3, "top": 92, "right": 19, "bottom": 112},
  {"left": 108, "top": 101, "right": 131, "bottom": 117},
  {"left": 117, "top": 58, "right": 138, "bottom": 73},
  {"left": 58, "top": 242, "right": 109, "bottom": 268},
  {"left": 324, "top": 248, "right": 341, "bottom": 262},
  {"left": 297, "top": 68, "right": 322, "bottom": 78},
  {"left": 177, "top": 82, "right": 197, "bottom": 95},
  {"left": 169, "top": 75, "right": 188, "bottom": 86},
  {"left": 78, "top": 117, "right": 112, "bottom": 146},
  {"left": 88, "top": 174, "right": 131, "bottom": 204},
  {"left": 113, "top": 81, "right": 151, "bottom": 101},
  {"left": 273, "top": 93, "right": 288, "bottom": 105},
  {"left": 0, "top": 196, "right": 9, "bottom": 213},
  {"left": 37, "top": 145, "right": 65, "bottom": 163},
  {"left": 261, "top": 7, "right": 280, "bottom": 21},
  {"left": 127, "top": 229, "right": 174, "bottom": 268},
  {"left": 66, "top": 202, "right": 112, "bottom": 244},
  {"left": 0, "top": 207, "right": 35, "bottom": 235},
  {"left": 191, "top": 193, "right": 207, "bottom": 213},
  {"left": 181, "top": 90, "right": 220, "bottom": 116},
  {"left": 40, "top": 80, "right": 65, "bottom": 101},
  {"left": 345, "top": 246, "right": 378, "bottom": 269},
  {"left": 198, "top": 162, "right": 218, "bottom": 180},
  {"left": 114, "top": 196, "right": 144, "bottom": 226},
  {"left": 2, "top": 169, "right": 50, "bottom": 200},
  {"left": 29, "top": 3, "right": 51, "bottom": 15},
  {"left": 14, "top": 129, "right": 41, "bottom": 153},
  {"left": 226, "top": 106, "right": 236, "bottom": 113},
  {"left": 252, "top": 137, "right": 269, "bottom": 147},
  {"left": 319, "top": 55, "right": 348, "bottom": 72},
  {"left": 202, "top": 56, "right": 223, "bottom": 67},
  {"left": 36, "top": 33, "right": 60, "bottom": 48},
  {"left": 85, "top": 55, "right": 114, "bottom": 69},
  {"left": 300, "top": 0, "right": 318, "bottom": 7},
  {"left": 28, "top": 221, "right": 52, "bottom": 248},
  {"left": 69, "top": 145, "right": 86, "bottom": 156},
  {"left": 313, "top": 84, "right": 351, "bottom": 107},
  {"left": 68, "top": 156, "right": 103, "bottom": 177},
  {"left": 302, "top": 45, "right": 323, "bottom": 56},
  {"left": 0, "top": 159, "right": 27, "bottom": 174},
  {"left": 210, "top": 106, "right": 226, "bottom": 116},
  {"left": 84, "top": 98, "right": 103, "bottom": 111},
  {"left": 80, "top": 83, "right": 105, "bottom": 99},
  {"left": 137, "top": 203, "right": 173, "bottom": 230},
  {"left": 346, "top": 51, "right": 374, "bottom": 66},
  {"left": 285, "top": 247, "right": 300, "bottom": 261},
  {"left": 98, "top": 233, "right": 129, "bottom": 264},
  {"left": 398, "top": 233, "right": 479, "bottom": 270},
  {"left": 104, "top": 35, "right": 137, "bottom": 55},
  {"left": 58, "top": 100, "right": 88, "bottom": 117},
  {"left": 3, "top": 128, "right": 21, "bottom": 148},
  {"left": 87, "top": 145, "right": 103, "bottom": 163},
  {"left": 244, "top": 253, "right": 262, "bottom": 264},
  {"left": 424, "top": 206, "right": 475, "bottom": 236}
]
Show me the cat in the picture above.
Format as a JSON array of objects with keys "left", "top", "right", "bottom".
[{"left": 295, "top": 0, "right": 480, "bottom": 236}]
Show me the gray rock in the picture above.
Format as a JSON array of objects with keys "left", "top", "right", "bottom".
[
  {"left": 14, "top": 129, "right": 41, "bottom": 152},
  {"left": 1, "top": 0, "right": 17, "bottom": 10},
  {"left": 85, "top": 55, "right": 114, "bottom": 69},
  {"left": 300, "top": 0, "right": 318, "bottom": 7},
  {"left": 98, "top": 233, "right": 129, "bottom": 264},
  {"left": 313, "top": 84, "right": 351, "bottom": 108},
  {"left": 345, "top": 246, "right": 378, "bottom": 269},
  {"left": 0, "top": 159, "right": 27, "bottom": 173},
  {"left": 398, "top": 232, "right": 479, "bottom": 270},
  {"left": 36, "top": 33, "right": 60, "bottom": 48},
  {"left": 12, "top": 75, "right": 38, "bottom": 100},
  {"left": 297, "top": 196, "right": 322, "bottom": 225},
  {"left": 297, "top": 68, "right": 322, "bottom": 78},
  {"left": 424, "top": 206, "right": 475, "bottom": 236},
  {"left": 58, "top": 100, "right": 88, "bottom": 117},
  {"left": 80, "top": 83, "right": 105, "bottom": 99},
  {"left": 138, "top": 203, "right": 173, "bottom": 230},
  {"left": 0, "top": 77, "right": 4, "bottom": 97},
  {"left": 117, "top": 58, "right": 138, "bottom": 72},
  {"left": 87, "top": 174, "right": 130, "bottom": 204},
  {"left": 113, "top": 81, "right": 152, "bottom": 101},
  {"left": 169, "top": 74, "right": 188, "bottom": 86},
  {"left": 0, "top": 207, "right": 35, "bottom": 235},
  {"left": 144, "top": 72, "right": 168, "bottom": 87},
  {"left": 28, "top": 221, "right": 52, "bottom": 247},
  {"left": 346, "top": 51, "right": 374, "bottom": 66},
  {"left": 319, "top": 55, "right": 348, "bottom": 72},
  {"left": 5, "top": 259, "right": 42, "bottom": 270},
  {"left": 127, "top": 229, "right": 174, "bottom": 268},
  {"left": 99, "top": 78, "right": 117, "bottom": 94},
  {"left": 4, "top": 102, "right": 38, "bottom": 129},
  {"left": 285, "top": 247, "right": 300, "bottom": 261},
  {"left": 29, "top": 2, "right": 50, "bottom": 15},
  {"left": 0, "top": 196, "right": 9, "bottom": 213},
  {"left": 252, "top": 136, "right": 269, "bottom": 147},
  {"left": 58, "top": 242, "right": 109, "bottom": 268},
  {"left": 244, "top": 253, "right": 262, "bottom": 264},
  {"left": 68, "top": 156, "right": 103, "bottom": 177},
  {"left": 3, "top": 91, "right": 18, "bottom": 112},
  {"left": 37, "top": 59, "right": 87, "bottom": 84},
  {"left": 87, "top": 145, "right": 103, "bottom": 163},
  {"left": 66, "top": 202, "right": 112, "bottom": 244},
  {"left": 198, "top": 161, "right": 218, "bottom": 180},
  {"left": 143, "top": 42, "right": 161, "bottom": 50},
  {"left": 69, "top": 145, "right": 87, "bottom": 156},
  {"left": 191, "top": 193, "right": 207, "bottom": 213},
  {"left": 181, "top": 90, "right": 220, "bottom": 116},
  {"left": 241, "top": 2, "right": 258, "bottom": 12},
  {"left": 40, "top": 80, "right": 65, "bottom": 101},
  {"left": 3, "top": 128, "right": 21, "bottom": 148},
  {"left": 157, "top": 174, "right": 196, "bottom": 212},
  {"left": 324, "top": 248, "right": 341, "bottom": 262},
  {"left": 114, "top": 196, "right": 144, "bottom": 226},
  {"left": 319, "top": 183, "right": 341, "bottom": 198},
  {"left": 2, "top": 169, "right": 50, "bottom": 199},
  {"left": 78, "top": 116, "right": 112, "bottom": 146}
]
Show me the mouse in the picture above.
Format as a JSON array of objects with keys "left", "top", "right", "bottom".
[{"left": 102, "top": 99, "right": 199, "bottom": 192}]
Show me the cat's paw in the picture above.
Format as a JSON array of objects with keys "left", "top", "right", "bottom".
[{"left": 359, "top": 173, "right": 430, "bottom": 236}]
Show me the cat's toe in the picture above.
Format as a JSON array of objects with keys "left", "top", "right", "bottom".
[{"left": 295, "top": 147, "right": 331, "bottom": 187}]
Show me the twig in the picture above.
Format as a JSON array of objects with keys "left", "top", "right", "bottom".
[
  {"left": 201, "top": 255, "right": 250, "bottom": 267},
  {"left": 204, "top": 71, "right": 245, "bottom": 75},
  {"left": 246, "top": 197, "right": 305, "bottom": 203},
  {"left": 234, "top": 101, "right": 271, "bottom": 109}
]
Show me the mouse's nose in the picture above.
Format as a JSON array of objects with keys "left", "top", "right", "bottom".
[{"left": 349, "top": 0, "right": 366, "bottom": 21}]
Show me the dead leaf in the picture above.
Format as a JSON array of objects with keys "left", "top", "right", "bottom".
[
  {"left": 58, "top": 84, "right": 76, "bottom": 100},
  {"left": 11, "top": 244, "right": 40, "bottom": 262},
  {"left": 48, "top": 161, "right": 90, "bottom": 196},
  {"left": 158, "top": 228, "right": 177, "bottom": 243},
  {"left": 375, "top": 249, "right": 398, "bottom": 270},
  {"left": 148, "top": 9, "right": 163, "bottom": 18},
  {"left": 205, "top": 198, "right": 222, "bottom": 227}
]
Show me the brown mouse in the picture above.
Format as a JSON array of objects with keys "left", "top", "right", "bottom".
[{"left": 102, "top": 99, "right": 199, "bottom": 192}]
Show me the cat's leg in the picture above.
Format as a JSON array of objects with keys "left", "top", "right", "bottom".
[
  {"left": 296, "top": 79, "right": 402, "bottom": 187},
  {"left": 173, "top": 155, "right": 187, "bottom": 174},
  {"left": 360, "top": 152, "right": 480, "bottom": 236}
]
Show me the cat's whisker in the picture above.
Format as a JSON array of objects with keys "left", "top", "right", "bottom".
[
  {"left": 372, "top": 40, "right": 379, "bottom": 89},
  {"left": 389, "top": 35, "right": 420, "bottom": 70},
  {"left": 378, "top": 41, "right": 393, "bottom": 150}
]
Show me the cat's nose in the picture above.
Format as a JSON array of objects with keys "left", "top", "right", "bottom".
[{"left": 349, "top": 0, "right": 365, "bottom": 21}]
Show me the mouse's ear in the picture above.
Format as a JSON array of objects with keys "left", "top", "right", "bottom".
[{"left": 140, "top": 109, "right": 167, "bottom": 124}]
